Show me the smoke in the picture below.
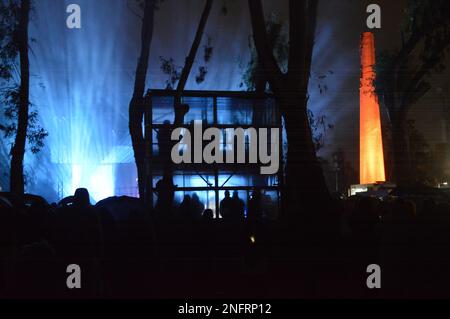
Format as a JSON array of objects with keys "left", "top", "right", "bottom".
[
  {"left": 21, "top": 0, "right": 261, "bottom": 202},
  {"left": 26, "top": 0, "right": 136, "bottom": 202},
  {"left": 1, "top": 0, "right": 392, "bottom": 201}
]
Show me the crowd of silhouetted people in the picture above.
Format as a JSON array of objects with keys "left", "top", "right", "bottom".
[
  {"left": 0, "top": 186, "right": 277, "bottom": 298},
  {"left": 336, "top": 195, "right": 450, "bottom": 297},
  {"left": 153, "top": 171, "right": 277, "bottom": 223},
  {"left": 1, "top": 186, "right": 450, "bottom": 298}
]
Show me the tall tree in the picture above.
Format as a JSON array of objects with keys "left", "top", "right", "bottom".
[
  {"left": 129, "top": 0, "right": 156, "bottom": 199},
  {"left": 9, "top": 0, "right": 30, "bottom": 196},
  {"left": 404, "top": 120, "right": 436, "bottom": 185},
  {"left": 158, "top": 0, "right": 213, "bottom": 125},
  {"left": 0, "top": 0, "right": 47, "bottom": 196},
  {"left": 248, "top": 0, "right": 329, "bottom": 219},
  {"left": 240, "top": 14, "right": 333, "bottom": 151},
  {"left": 376, "top": 0, "right": 450, "bottom": 184},
  {"left": 0, "top": 0, "right": 33, "bottom": 196},
  {"left": 130, "top": 0, "right": 213, "bottom": 200}
]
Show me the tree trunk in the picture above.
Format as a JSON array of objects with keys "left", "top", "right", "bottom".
[
  {"left": 248, "top": 0, "right": 330, "bottom": 219},
  {"left": 129, "top": 0, "right": 155, "bottom": 198},
  {"left": 10, "top": 0, "right": 30, "bottom": 196},
  {"left": 280, "top": 93, "right": 329, "bottom": 219},
  {"left": 391, "top": 121, "right": 412, "bottom": 185},
  {"left": 383, "top": 88, "right": 414, "bottom": 185},
  {"left": 253, "top": 60, "right": 267, "bottom": 92},
  {"left": 161, "top": 0, "right": 213, "bottom": 177}
]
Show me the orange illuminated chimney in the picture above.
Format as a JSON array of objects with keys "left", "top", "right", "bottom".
[{"left": 360, "top": 32, "right": 386, "bottom": 184}]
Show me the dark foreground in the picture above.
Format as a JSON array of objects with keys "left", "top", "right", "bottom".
[{"left": 1, "top": 192, "right": 450, "bottom": 299}]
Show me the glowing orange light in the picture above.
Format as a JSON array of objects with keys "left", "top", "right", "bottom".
[{"left": 360, "top": 32, "right": 386, "bottom": 184}]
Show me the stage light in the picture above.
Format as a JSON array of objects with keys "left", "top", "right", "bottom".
[{"left": 71, "top": 164, "right": 114, "bottom": 203}]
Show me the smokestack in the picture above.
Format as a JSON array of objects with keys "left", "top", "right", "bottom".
[{"left": 360, "top": 32, "right": 386, "bottom": 184}]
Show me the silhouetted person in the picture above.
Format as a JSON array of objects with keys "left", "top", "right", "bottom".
[
  {"left": 220, "top": 190, "right": 233, "bottom": 219},
  {"left": 155, "top": 169, "right": 176, "bottom": 216},
  {"left": 157, "top": 120, "right": 172, "bottom": 161},
  {"left": 248, "top": 189, "right": 262, "bottom": 223},
  {"left": 202, "top": 208, "right": 214, "bottom": 221},
  {"left": 53, "top": 188, "right": 102, "bottom": 297},
  {"left": 179, "top": 194, "right": 192, "bottom": 220},
  {"left": 231, "top": 191, "right": 245, "bottom": 221},
  {"left": 261, "top": 190, "right": 274, "bottom": 220},
  {"left": 191, "top": 193, "right": 204, "bottom": 220},
  {"left": 54, "top": 188, "right": 101, "bottom": 258},
  {"left": 74, "top": 188, "right": 90, "bottom": 208}
]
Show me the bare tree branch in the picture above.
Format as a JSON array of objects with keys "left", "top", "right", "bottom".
[
  {"left": 248, "top": 0, "right": 284, "bottom": 92},
  {"left": 176, "top": 0, "right": 213, "bottom": 97}
]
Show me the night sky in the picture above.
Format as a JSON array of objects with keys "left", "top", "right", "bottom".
[{"left": 0, "top": 0, "right": 448, "bottom": 201}]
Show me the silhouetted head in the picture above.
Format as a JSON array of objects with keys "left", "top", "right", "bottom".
[
  {"left": 233, "top": 191, "right": 239, "bottom": 199},
  {"left": 74, "top": 188, "right": 91, "bottom": 207},
  {"left": 224, "top": 190, "right": 230, "bottom": 198},
  {"left": 202, "top": 209, "right": 214, "bottom": 220},
  {"left": 192, "top": 193, "right": 200, "bottom": 202},
  {"left": 182, "top": 194, "right": 191, "bottom": 204}
]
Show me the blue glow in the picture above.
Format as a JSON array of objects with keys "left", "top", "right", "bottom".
[
  {"left": 71, "top": 164, "right": 115, "bottom": 203},
  {"left": 23, "top": 0, "right": 135, "bottom": 202},
  {"left": 0, "top": 0, "right": 344, "bottom": 202}
]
